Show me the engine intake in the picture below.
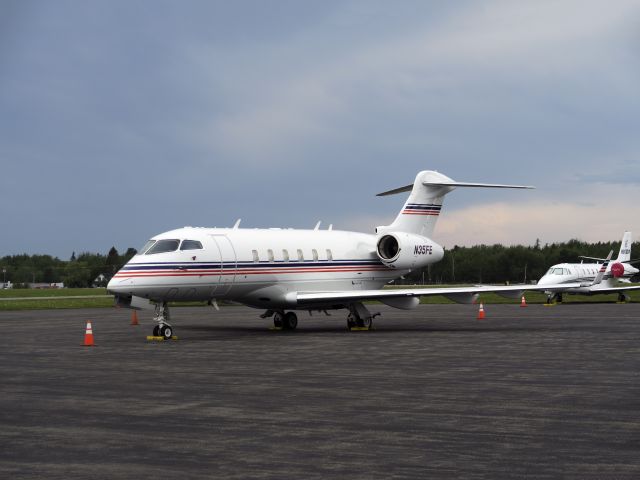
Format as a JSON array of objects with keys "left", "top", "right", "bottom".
[{"left": 378, "top": 235, "right": 400, "bottom": 261}]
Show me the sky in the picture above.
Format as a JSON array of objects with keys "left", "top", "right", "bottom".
[{"left": 1, "top": 0, "right": 640, "bottom": 259}]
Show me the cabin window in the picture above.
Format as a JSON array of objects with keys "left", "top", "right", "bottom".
[
  {"left": 252, "top": 250, "right": 259, "bottom": 263},
  {"left": 297, "top": 249, "right": 304, "bottom": 261},
  {"left": 139, "top": 240, "right": 156, "bottom": 254},
  {"left": 267, "top": 249, "right": 274, "bottom": 262},
  {"left": 180, "top": 240, "right": 203, "bottom": 251},
  {"left": 312, "top": 249, "right": 318, "bottom": 261},
  {"left": 326, "top": 249, "right": 333, "bottom": 261},
  {"left": 282, "top": 249, "right": 289, "bottom": 262},
  {"left": 146, "top": 239, "right": 180, "bottom": 255}
]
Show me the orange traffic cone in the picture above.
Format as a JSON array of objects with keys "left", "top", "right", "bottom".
[
  {"left": 520, "top": 295, "right": 527, "bottom": 307},
  {"left": 477, "top": 302, "right": 486, "bottom": 320},
  {"left": 131, "top": 310, "right": 139, "bottom": 326},
  {"left": 83, "top": 321, "right": 95, "bottom": 346}
]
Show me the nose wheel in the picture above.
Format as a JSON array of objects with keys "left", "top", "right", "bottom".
[
  {"left": 152, "top": 302, "right": 175, "bottom": 339},
  {"left": 153, "top": 324, "right": 173, "bottom": 339}
]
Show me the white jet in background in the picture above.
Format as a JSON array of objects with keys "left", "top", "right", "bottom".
[
  {"left": 537, "top": 231, "right": 639, "bottom": 303},
  {"left": 107, "top": 170, "right": 571, "bottom": 339}
]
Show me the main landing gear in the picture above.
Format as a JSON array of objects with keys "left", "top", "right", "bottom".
[
  {"left": 618, "top": 292, "right": 631, "bottom": 303},
  {"left": 546, "top": 293, "right": 563, "bottom": 305},
  {"left": 261, "top": 310, "right": 299, "bottom": 330},
  {"left": 152, "top": 302, "right": 174, "bottom": 339},
  {"left": 260, "top": 303, "right": 379, "bottom": 332},
  {"left": 346, "top": 303, "right": 378, "bottom": 331}
]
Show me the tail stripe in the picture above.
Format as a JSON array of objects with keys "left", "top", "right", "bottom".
[{"left": 402, "top": 203, "right": 442, "bottom": 216}]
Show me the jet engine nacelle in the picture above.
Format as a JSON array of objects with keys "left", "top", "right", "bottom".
[
  {"left": 611, "top": 262, "right": 625, "bottom": 278},
  {"left": 376, "top": 232, "right": 444, "bottom": 269}
]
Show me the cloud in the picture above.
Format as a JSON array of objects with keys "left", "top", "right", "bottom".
[
  {"left": 185, "top": 0, "right": 640, "bottom": 171},
  {"left": 436, "top": 199, "right": 639, "bottom": 248},
  {"left": 1, "top": 1, "right": 640, "bottom": 256}
]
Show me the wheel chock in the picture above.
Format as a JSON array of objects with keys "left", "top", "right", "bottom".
[
  {"left": 349, "top": 326, "right": 374, "bottom": 332},
  {"left": 146, "top": 335, "right": 179, "bottom": 341},
  {"left": 543, "top": 302, "right": 557, "bottom": 307}
]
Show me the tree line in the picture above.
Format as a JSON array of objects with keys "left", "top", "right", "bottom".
[
  {"left": 405, "top": 238, "right": 639, "bottom": 285},
  {"left": 1, "top": 239, "right": 637, "bottom": 288},
  {"left": 0, "top": 247, "right": 137, "bottom": 288}
]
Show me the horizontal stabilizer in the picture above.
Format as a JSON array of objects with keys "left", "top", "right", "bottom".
[
  {"left": 579, "top": 255, "right": 607, "bottom": 262},
  {"left": 422, "top": 181, "right": 534, "bottom": 189},
  {"left": 377, "top": 180, "right": 534, "bottom": 196},
  {"left": 578, "top": 258, "right": 640, "bottom": 264},
  {"left": 376, "top": 184, "right": 413, "bottom": 197}
]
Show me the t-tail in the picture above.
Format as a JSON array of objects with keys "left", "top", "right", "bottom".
[
  {"left": 579, "top": 231, "right": 634, "bottom": 264},
  {"left": 376, "top": 170, "right": 534, "bottom": 238},
  {"left": 617, "top": 231, "right": 632, "bottom": 263}
]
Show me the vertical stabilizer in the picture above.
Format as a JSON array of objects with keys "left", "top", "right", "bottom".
[
  {"left": 617, "top": 231, "right": 632, "bottom": 262},
  {"left": 377, "top": 171, "right": 454, "bottom": 238}
]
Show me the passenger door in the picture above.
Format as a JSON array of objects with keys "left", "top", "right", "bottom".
[{"left": 210, "top": 235, "right": 236, "bottom": 296}]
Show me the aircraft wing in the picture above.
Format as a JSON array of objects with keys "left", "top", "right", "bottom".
[
  {"left": 581, "top": 284, "right": 640, "bottom": 294},
  {"left": 295, "top": 283, "right": 579, "bottom": 305}
]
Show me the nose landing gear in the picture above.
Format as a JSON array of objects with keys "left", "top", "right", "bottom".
[
  {"left": 151, "top": 302, "right": 176, "bottom": 340},
  {"left": 545, "top": 293, "right": 563, "bottom": 305}
]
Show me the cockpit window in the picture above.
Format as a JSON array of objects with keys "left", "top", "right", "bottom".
[
  {"left": 180, "top": 240, "right": 203, "bottom": 251},
  {"left": 145, "top": 239, "right": 180, "bottom": 254},
  {"left": 546, "top": 267, "right": 565, "bottom": 275},
  {"left": 139, "top": 240, "right": 156, "bottom": 254}
]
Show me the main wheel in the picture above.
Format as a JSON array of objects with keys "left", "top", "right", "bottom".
[
  {"left": 347, "top": 313, "right": 357, "bottom": 329},
  {"left": 273, "top": 312, "right": 284, "bottom": 329},
  {"left": 160, "top": 325, "right": 173, "bottom": 339},
  {"left": 360, "top": 316, "right": 372, "bottom": 329},
  {"left": 283, "top": 312, "right": 298, "bottom": 330},
  {"left": 153, "top": 325, "right": 160, "bottom": 336}
]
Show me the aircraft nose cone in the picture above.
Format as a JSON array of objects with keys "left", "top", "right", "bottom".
[
  {"left": 537, "top": 275, "right": 549, "bottom": 286},
  {"left": 106, "top": 276, "right": 118, "bottom": 294},
  {"left": 107, "top": 273, "right": 129, "bottom": 294}
]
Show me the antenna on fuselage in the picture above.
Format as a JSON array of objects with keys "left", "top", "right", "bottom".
[
  {"left": 232, "top": 219, "right": 241, "bottom": 229},
  {"left": 328, "top": 224, "right": 333, "bottom": 231},
  {"left": 314, "top": 221, "right": 321, "bottom": 231}
]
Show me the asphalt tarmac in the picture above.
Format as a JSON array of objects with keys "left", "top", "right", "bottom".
[{"left": 1, "top": 303, "right": 640, "bottom": 479}]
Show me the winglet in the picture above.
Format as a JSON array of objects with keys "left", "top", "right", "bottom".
[{"left": 590, "top": 250, "right": 614, "bottom": 286}]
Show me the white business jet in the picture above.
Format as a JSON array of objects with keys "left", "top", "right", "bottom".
[
  {"left": 537, "top": 231, "right": 639, "bottom": 303},
  {"left": 107, "top": 170, "right": 571, "bottom": 339}
]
